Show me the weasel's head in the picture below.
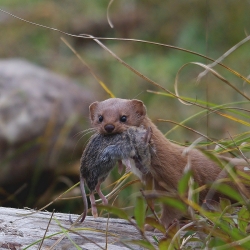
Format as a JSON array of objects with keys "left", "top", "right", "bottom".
[{"left": 89, "top": 98, "right": 147, "bottom": 134}]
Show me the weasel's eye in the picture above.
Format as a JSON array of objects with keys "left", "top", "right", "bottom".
[
  {"left": 98, "top": 115, "right": 103, "bottom": 122},
  {"left": 120, "top": 115, "right": 127, "bottom": 122}
]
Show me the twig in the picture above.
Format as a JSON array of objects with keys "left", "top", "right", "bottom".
[
  {"left": 38, "top": 209, "right": 55, "bottom": 250},
  {"left": 140, "top": 189, "right": 160, "bottom": 222}
]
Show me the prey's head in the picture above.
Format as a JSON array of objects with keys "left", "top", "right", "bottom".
[{"left": 89, "top": 98, "right": 146, "bottom": 134}]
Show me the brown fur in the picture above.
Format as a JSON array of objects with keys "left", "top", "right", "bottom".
[{"left": 89, "top": 98, "right": 250, "bottom": 229}]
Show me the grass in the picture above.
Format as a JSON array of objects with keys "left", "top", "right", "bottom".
[
  {"left": 63, "top": 33, "right": 250, "bottom": 248},
  {"left": 1, "top": 1, "right": 250, "bottom": 249},
  {"left": 25, "top": 34, "right": 250, "bottom": 248}
]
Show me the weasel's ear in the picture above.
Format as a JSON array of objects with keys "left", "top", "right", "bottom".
[
  {"left": 89, "top": 101, "right": 99, "bottom": 121},
  {"left": 130, "top": 99, "right": 147, "bottom": 117}
]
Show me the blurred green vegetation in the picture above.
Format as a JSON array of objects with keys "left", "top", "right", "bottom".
[
  {"left": 0, "top": 0, "right": 250, "bottom": 221},
  {"left": 1, "top": 1, "right": 249, "bottom": 141}
]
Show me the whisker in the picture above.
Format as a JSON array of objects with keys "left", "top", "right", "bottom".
[
  {"left": 77, "top": 130, "right": 96, "bottom": 145},
  {"left": 73, "top": 128, "right": 96, "bottom": 138},
  {"left": 83, "top": 135, "right": 95, "bottom": 147},
  {"left": 71, "top": 128, "right": 97, "bottom": 158}
]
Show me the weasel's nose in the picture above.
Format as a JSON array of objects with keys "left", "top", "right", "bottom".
[{"left": 104, "top": 124, "right": 115, "bottom": 133}]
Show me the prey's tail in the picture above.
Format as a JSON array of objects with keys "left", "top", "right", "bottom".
[{"left": 69, "top": 175, "right": 88, "bottom": 224}]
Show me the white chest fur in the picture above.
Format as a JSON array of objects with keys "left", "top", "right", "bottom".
[{"left": 122, "top": 158, "right": 143, "bottom": 180}]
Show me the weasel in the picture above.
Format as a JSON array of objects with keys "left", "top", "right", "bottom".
[
  {"left": 72, "top": 126, "right": 153, "bottom": 223},
  {"left": 89, "top": 98, "right": 250, "bottom": 229}
]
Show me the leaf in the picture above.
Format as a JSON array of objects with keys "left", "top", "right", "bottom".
[
  {"left": 236, "top": 170, "right": 250, "bottom": 182},
  {"left": 97, "top": 204, "right": 129, "bottom": 220},
  {"left": 191, "top": 181, "right": 200, "bottom": 204},
  {"left": 199, "top": 150, "right": 225, "bottom": 169},
  {"left": 158, "top": 196, "right": 187, "bottom": 212},
  {"left": 126, "top": 240, "right": 155, "bottom": 250},
  {"left": 203, "top": 224, "right": 231, "bottom": 241},
  {"left": 208, "top": 237, "right": 227, "bottom": 248},
  {"left": 178, "top": 168, "right": 192, "bottom": 196},
  {"left": 212, "top": 183, "right": 244, "bottom": 203},
  {"left": 166, "top": 219, "right": 181, "bottom": 249},
  {"left": 145, "top": 217, "right": 165, "bottom": 234},
  {"left": 241, "top": 238, "right": 250, "bottom": 249},
  {"left": 184, "top": 238, "right": 204, "bottom": 249},
  {"left": 183, "top": 230, "right": 196, "bottom": 238},
  {"left": 238, "top": 206, "right": 250, "bottom": 233},
  {"left": 134, "top": 196, "right": 146, "bottom": 231},
  {"left": 221, "top": 216, "right": 235, "bottom": 226},
  {"left": 152, "top": 235, "right": 159, "bottom": 244},
  {"left": 219, "top": 197, "right": 232, "bottom": 212},
  {"left": 218, "top": 112, "right": 250, "bottom": 127},
  {"left": 217, "top": 220, "right": 245, "bottom": 241},
  {"left": 159, "top": 238, "right": 171, "bottom": 250}
]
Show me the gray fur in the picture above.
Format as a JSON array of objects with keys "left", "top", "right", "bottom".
[
  {"left": 73, "top": 126, "right": 154, "bottom": 223},
  {"left": 81, "top": 126, "right": 153, "bottom": 192}
]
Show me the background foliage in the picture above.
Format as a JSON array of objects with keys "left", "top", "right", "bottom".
[{"left": 1, "top": 0, "right": 250, "bottom": 230}]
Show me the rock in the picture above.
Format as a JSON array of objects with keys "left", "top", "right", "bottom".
[{"left": 0, "top": 59, "right": 96, "bottom": 187}]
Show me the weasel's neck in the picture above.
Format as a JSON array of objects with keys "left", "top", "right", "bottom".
[
  {"left": 142, "top": 116, "right": 191, "bottom": 188},
  {"left": 142, "top": 116, "right": 173, "bottom": 149},
  {"left": 142, "top": 117, "right": 185, "bottom": 162}
]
